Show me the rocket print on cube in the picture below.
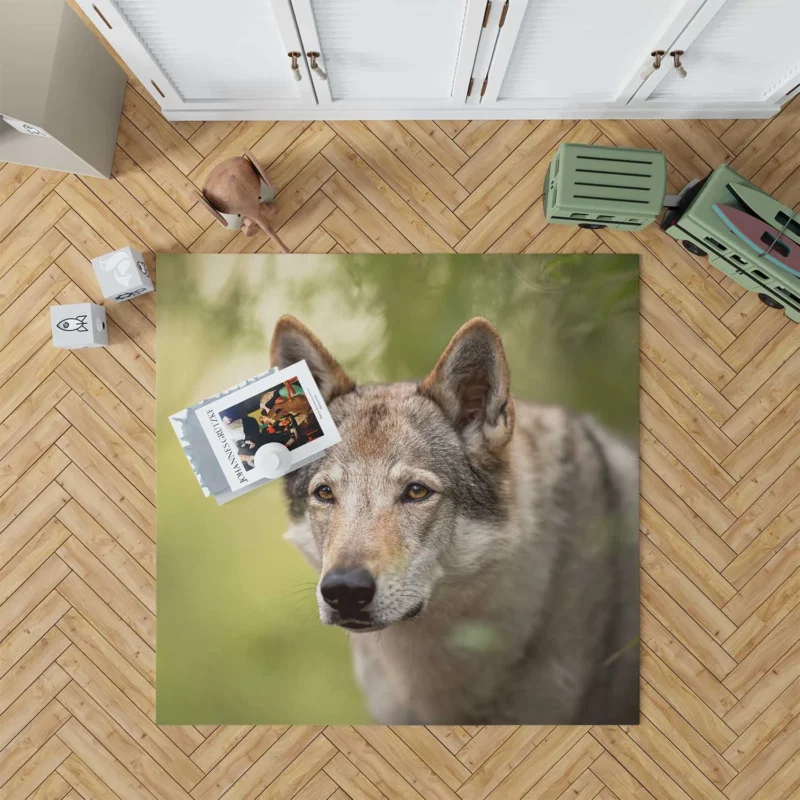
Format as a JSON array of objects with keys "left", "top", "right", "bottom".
[
  {"left": 91, "top": 246, "right": 154, "bottom": 302},
  {"left": 51, "top": 303, "right": 108, "bottom": 349}
]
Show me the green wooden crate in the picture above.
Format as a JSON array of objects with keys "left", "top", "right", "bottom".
[
  {"left": 544, "top": 143, "right": 667, "bottom": 231},
  {"left": 661, "top": 164, "right": 800, "bottom": 323}
]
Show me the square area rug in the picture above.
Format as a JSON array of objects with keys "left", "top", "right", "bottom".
[{"left": 156, "top": 253, "right": 639, "bottom": 725}]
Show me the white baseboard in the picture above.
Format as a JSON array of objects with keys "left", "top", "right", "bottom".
[{"left": 163, "top": 103, "right": 780, "bottom": 122}]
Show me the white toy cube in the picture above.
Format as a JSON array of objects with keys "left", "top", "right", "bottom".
[
  {"left": 91, "top": 246, "right": 154, "bottom": 302},
  {"left": 51, "top": 303, "right": 108, "bottom": 349}
]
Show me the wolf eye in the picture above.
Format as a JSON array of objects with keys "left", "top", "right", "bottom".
[
  {"left": 313, "top": 485, "right": 335, "bottom": 503},
  {"left": 402, "top": 483, "right": 433, "bottom": 502}
]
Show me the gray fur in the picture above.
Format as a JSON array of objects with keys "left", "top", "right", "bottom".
[{"left": 273, "top": 316, "right": 639, "bottom": 725}]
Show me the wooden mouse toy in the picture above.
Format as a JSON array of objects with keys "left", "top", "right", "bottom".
[{"left": 198, "top": 149, "right": 289, "bottom": 253}]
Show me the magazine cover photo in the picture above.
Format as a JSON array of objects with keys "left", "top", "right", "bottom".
[{"left": 219, "top": 375, "right": 323, "bottom": 471}]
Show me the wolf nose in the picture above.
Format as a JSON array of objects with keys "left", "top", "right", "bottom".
[{"left": 320, "top": 568, "right": 376, "bottom": 615}]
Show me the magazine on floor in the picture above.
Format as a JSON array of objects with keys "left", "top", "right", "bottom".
[{"left": 170, "top": 360, "right": 340, "bottom": 504}]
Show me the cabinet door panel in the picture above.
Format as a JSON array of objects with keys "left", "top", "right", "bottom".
[
  {"left": 647, "top": 0, "right": 800, "bottom": 103},
  {"left": 486, "top": 0, "right": 703, "bottom": 105},
  {"left": 91, "top": 0, "right": 313, "bottom": 107},
  {"left": 293, "top": 0, "right": 481, "bottom": 105}
]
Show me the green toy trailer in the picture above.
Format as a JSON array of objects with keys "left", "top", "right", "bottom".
[
  {"left": 660, "top": 165, "right": 800, "bottom": 323},
  {"left": 544, "top": 143, "right": 667, "bottom": 231}
]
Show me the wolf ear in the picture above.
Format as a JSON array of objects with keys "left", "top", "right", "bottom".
[
  {"left": 270, "top": 316, "right": 355, "bottom": 403},
  {"left": 421, "top": 318, "right": 515, "bottom": 455}
]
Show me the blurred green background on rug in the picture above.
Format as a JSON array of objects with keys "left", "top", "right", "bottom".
[{"left": 156, "top": 253, "right": 638, "bottom": 724}]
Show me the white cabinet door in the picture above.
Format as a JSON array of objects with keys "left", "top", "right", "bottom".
[
  {"left": 75, "top": 0, "right": 315, "bottom": 111},
  {"left": 480, "top": 0, "right": 706, "bottom": 110},
  {"left": 635, "top": 0, "right": 800, "bottom": 108},
  {"left": 290, "top": 0, "right": 486, "bottom": 109}
]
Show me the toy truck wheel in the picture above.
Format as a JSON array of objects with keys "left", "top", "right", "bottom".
[
  {"left": 758, "top": 293, "right": 784, "bottom": 310},
  {"left": 681, "top": 240, "right": 708, "bottom": 257},
  {"left": 578, "top": 223, "right": 607, "bottom": 230}
]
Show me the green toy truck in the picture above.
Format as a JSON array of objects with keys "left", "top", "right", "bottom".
[{"left": 660, "top": 165, "right": 800, "bottom": 323}]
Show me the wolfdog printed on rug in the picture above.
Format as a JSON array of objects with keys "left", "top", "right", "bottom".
[{"left": 272, "top": 314, "right": 639, "bottom": 725}]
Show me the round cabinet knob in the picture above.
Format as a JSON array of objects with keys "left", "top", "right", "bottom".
[
  {"left": 288, "top": 51, "right": 302, "bottom": 81},
  {"left": 641, "top": 50, "right": 665, "bottom": 81},
  {"left": 670, "top": 50, "right": 687, "bottom": 79}
]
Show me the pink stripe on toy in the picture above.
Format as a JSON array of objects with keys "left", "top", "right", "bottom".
[{"left": 713, "top": 204, "right": 800, "bottom": 276}]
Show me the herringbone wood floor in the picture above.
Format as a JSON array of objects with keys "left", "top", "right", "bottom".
[{"left": 3, "top": 60, "right": 800, "bottom": 799}]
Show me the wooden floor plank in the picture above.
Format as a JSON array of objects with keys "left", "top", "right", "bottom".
[
  {"left": 56, "top": 656, "right": 202, "bottom": 794},
  {"left": 0, "top": 627, "right": 71, "bottom": 718},
  {"left": 0, "top": 591, "right": 69, "bottom": 683},
  {"left": 641, "top": 426, "right": 737, "bottom": 537},
  {"left": 0, "top": 733, "right": 70, "bottom": 800},
  {"left": 603, "top": 230, "right": 735, "bottom": 351},
  {"left": 187, "top": 122, "right": 239, "bottom": 158},
  {"left": 640, "top": 356, "right": 735, "bottom": 464},
  {"left": 642, "top": 605, "right": 737, "bottom": 716},
  {"left": 453, "top": 121, "right": 539, "bottom": 192},
  {"left": 56, "top": 571, "right": 155, "bottom": 685},
  {"left": 55, "top": 175, "right": 148, "bottom": 255},
  {"left": 121, "top": 85, "right": 202, "bottom": 175},
  {"left": 640, "top": 644, "right": 737, "bottom": 752},
  {"left": 400, "top": 121, "right": 469, "bottom": 175},
  {"left": 639, "top": 681, "right": 737, "bottom": 790},
  {"left": 323, "top": 134, "right": 455, "bottom": 251},
  {"left": 55, "top": 355, "right": 155, "bottom": 469},
  {"left": 640, "top": 500, "right": 736, "bottom": 608},
  {"left": 56, "top": 535, "right": 154, "bottom": 647},
  {"left": 0, "top": 668, "right": 70, "bottom": 762},
  {"left": 454, "top": 121, "right": 506, "bottom": 155},
  {"left": 57, "top": 500, "right": 155, "bottom": 609},
  {"left": 56, "top": 392, "right": 155, "bottom": 504},
  {"left": 55, "top": 427, "right": 155, "bottom": 538},
  {"left": 591, "top": 725, "right": 694, "bottom": 800},
  {"left": 323, "top": 726, "right": 426, "bottom": 800},
  {"left": 0, "top": 373, "right": 69, "bottom": 469},
  {"left": 0, "top": 163, "right": 36, "bottom": 206},
  {"left": 57, "top": 753, "right": 122, "bottom": 800},
  {"left": 0, "top": 699, "right": 71, "bottom": 789},
  {"left": 457, "top": 728, "right": 550, "bottom": 800},
  {"left": 55, "top": 466, "right": 155, "bottom": 575},
  {"left": 111, "top": 147, "right": 202, "bottom": 249},
  {"left": 0, "top": 193, "right": 69, "bottom": 278},
  {"left": 641, "top": 286, "right": 736, "bottom": 390},
  {"left": 722, "top": 461, "right": 800, "bottom": 553},
  {"left": 0, "top": 228, "right": 69, "bottom": 316},
  {"left": 640, "top": 392, "right": 735, "bottom": 501},
  {"left": 454, "top": 120, "right": 575, "bottom": 229},
  {"left": 0, "top": 518, "right": 72, "bottom": 607},
  {"left": 264, "top": 122, "right": 336, "bottom": 192},
  {"left": 56, "top": 716, "right": 160, "bottom": 800},
  {"left": 723, "top": 535, "right": 800, "bottom": 634},
  {"left": 116, "top": 116, "right": 201, "bottom": 212},
  {"left": 457, "top": 121, "right": 598, "bottom": 249},
  {"left": 0, "top": 480, "right": 70, "bottom": 561},
  {"left": 322, "top": 173, "right": 415, "bottom": 253},
  {"left": 0, "top": 170, "right": 66, "bottom": 243},
  {"left": 364, "top": 120, "right": 469, "bottom": 211},
  {"left": 666, "top": 119, "right": 735, "bottom": 172},
  {"left": 76, "top": 172, "right": 185, "bottom": 256},
  {"left": 190, "top": 727, "right": 287, "bottom": 800}
]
